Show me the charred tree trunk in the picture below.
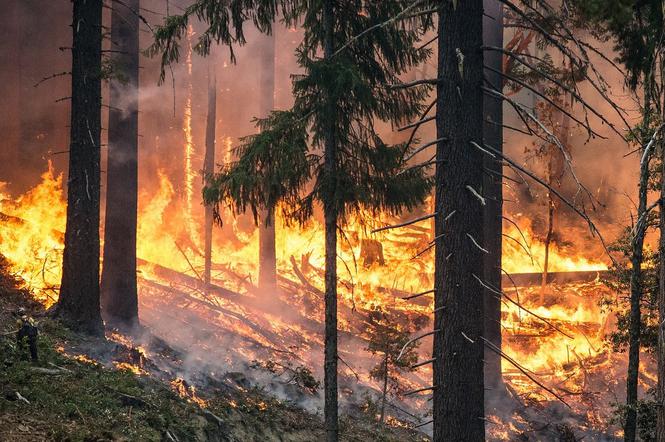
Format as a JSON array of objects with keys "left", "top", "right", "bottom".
[
  {"left": 258, "top": 29, "right": 277, "bottom": 291},
  {"left": 100, "top": 0, "right": 140, "bottom": 327},
  {"left": 482, "top": 0, "right": 504, "bottom": 393},
  {"left": 433, "top": 0, "right": 485, "bottom": 440},
  {"left": 540, "top": 102, "right": 570, "bottom": 300},
  {"left": 541, "top": 160, "right": 555, "bottom": 295},
  {"left": 322, "top": 2, "right": 339, "bottom": 440},
  {"left": 203, "top": 65, "right": 217, "bottom": 287},
  {"left": 625, "top": 117, "right": 651, "bottom": 442},
  {"left": 55, "top": 0, "right": 104, "bottom": 335}
]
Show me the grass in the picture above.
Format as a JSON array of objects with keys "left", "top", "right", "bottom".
[{"left": 0, "top": 261, "right": 429, "bottom": 441}]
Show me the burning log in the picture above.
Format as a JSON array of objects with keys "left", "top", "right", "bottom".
[
  {"left": 137, "top": 258, "right": 244, "bottom": 303},
  {"left": 502, "top": 270, "right": 606, "bottom": 287}
]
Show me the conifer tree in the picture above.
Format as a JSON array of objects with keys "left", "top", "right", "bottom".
[
  {"left": 56, "top": 0, "right": 104, "bottom": 335},
  {"left": 153, "top": 3, "right": 432, "bottom": 440},
  {"left": 101, "top": 0, "right": 140, "bottom": 328},
  {"left": 432, "top": 1, "right": 485, "bottom": 439},
  {"left": 365, "top": 306, "right": 424, "bottom": 424}
]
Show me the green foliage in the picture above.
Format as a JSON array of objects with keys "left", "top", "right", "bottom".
[
  {"left": 569, "top": 0, "right": 664, "bottom": 89},
  {"left": 611, "top": 391, "right": 658, "bottom": 441},
  {"left": 197, "top": 1, "right": 434, "bottom": 228},
  {"left": 364, "top": 306, "right": 425, "bottom": 396},
  {"left": 147, "top": 0, "right": 291, "bottom": 83},
  {"left": 602, "top": 225, "right": 660, "bottom": 352},
  {"left": 203, "top": 110, "right": 314, "bottom": 225},
  {"left": 0, "top": 320, "right": 201, "bottom": 441}
]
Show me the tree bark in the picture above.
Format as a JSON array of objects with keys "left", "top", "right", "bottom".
[
  {"left": 656, "top": 50, "right": 665, "bottom": 442},
  {"left": 625, "top": 112, "right": 651, "bottom": 442},
  {"left": 203, "top": 64, "right": 217, "bottom": 287},
  {"left": 322, "top": 2, "right": 339, "bottom": 441},
  {"left": 482, "top": 0, "right": 504, "bottom": 392},
  {"left": 100, "top": 0, "right": 140, "bottom": 327},
  {"left": 258, "top": 29, "right": 277, "bottom": 291},
  {"left": 433, "top": 0, "right": 485, "bottom": 440},
  {"left": 55, "top": 0, "right": 104, "bottom": 335}
]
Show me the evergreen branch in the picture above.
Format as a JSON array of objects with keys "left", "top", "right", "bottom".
[{"left": 331, "top": 0, "right": 428, "bottom": 58}]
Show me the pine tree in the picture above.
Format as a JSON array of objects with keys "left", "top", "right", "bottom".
[
  {"left": 569, "top": 3, "right": 664, "bottom": 439},
  {"left": 433, "top": 0, "right": 486, "bottom": 439},
  {"left": 160, "top": 3, "right": 434, "bottom": 440},
  {"left": 101, "top": 0, "right": 140, "bottom": 328},
  {"left": 55, "top": 0, "right": 104, "bottom": 335},
  {"left": 365, "top": 306, "right": 423, "bottom": 424}
]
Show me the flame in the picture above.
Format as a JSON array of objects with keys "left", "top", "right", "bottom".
[
  {"left": 502, "top": 216, "right": 607, "bottom": 274},
  {"left": 0, "top": 163, "right": 65, "bottom": 307},
  {"left": 0, "top": 164, "right": 633, "bottom": 437},
  {"left": 171, "top": 378, "right": 208, "bottom": 407}
]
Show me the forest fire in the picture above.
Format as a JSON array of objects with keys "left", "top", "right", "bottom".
[
  {"left": 5, "top": 0, "right": 665, "bottom": 440},
  {"left": 0, "top": 163, "right": 628, "bottom": 437}
]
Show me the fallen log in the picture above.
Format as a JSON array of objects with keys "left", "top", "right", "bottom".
[{"left": 502, "top": 270, "right": 606, "bottom": 287}]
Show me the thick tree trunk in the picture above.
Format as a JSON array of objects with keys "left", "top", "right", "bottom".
[
  {"left": 100, "top": 0, "right": 140, "bottom": 327},
  {"left": 0, "top": 0, "right": 20, "bottom": 183},
  {"left": 258, "top": 29, "right": 277, "bottom": 291},
  {"left": 482, "top": 0, "right": 504, "bottom": 392},
  {"left": 625, "top": 122, "right": 650, "bottom": 442},
  {"left": 203, "top": 66, "right": 217, "bottom": 287},
  {"left": 433, "top": 1, "right": 485, "bottom": 440},
  {"left": 322, "top": 2, "right": 338, "bottom": 441},
  {"left": 55, "top": 0, "right": 104, "bottom": 335}
]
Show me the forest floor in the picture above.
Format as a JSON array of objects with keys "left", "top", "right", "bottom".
[{"left": 0, "top": 257, "right": 430, "bottom": 442}]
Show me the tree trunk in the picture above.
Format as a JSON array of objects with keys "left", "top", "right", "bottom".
[
  {"left": 322, "top": 2, "right": 338, "bottom": 441},
  {"left": 657, "top": 48, "right": 665, "bottom": 442},
  {"left": 100, "top": 0, "right": 140, "bottom": 328},
  {"left": 541, "top": 162, "right": 554, "bottom": 296},
  {"left": 379, "top": 353, "right": 388, "bottom": 424},
  {"left": 55, "top": 0, "right": 104, "bottom": 335},
  {"left": 482, "top": 0, "right": 504, "bottom": 393},
  {"left": 0, "top": 0, "right": 20, "bottom": 183},
  {"left": 540, "top": 101, "right": 570, "bottom": 302},
  {"left": 625, "top": 113, "right": 651, "bottom": 442},
  {"left": 203, "top": 64, "right": 217, "bottom": 287},
  {"left": 258, "top": 29, "right": 277, "bottom": 291},
  {"left": 433, "top": 1, "right": 485, "bottom": 440}
]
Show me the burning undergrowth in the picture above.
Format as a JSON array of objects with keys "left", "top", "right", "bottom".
[
  {"left": 0, "top": 257, "right": 429, "bottom": 441},
  {"left": 0, "top": 166, "right": 655, "bottom": 440}
]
